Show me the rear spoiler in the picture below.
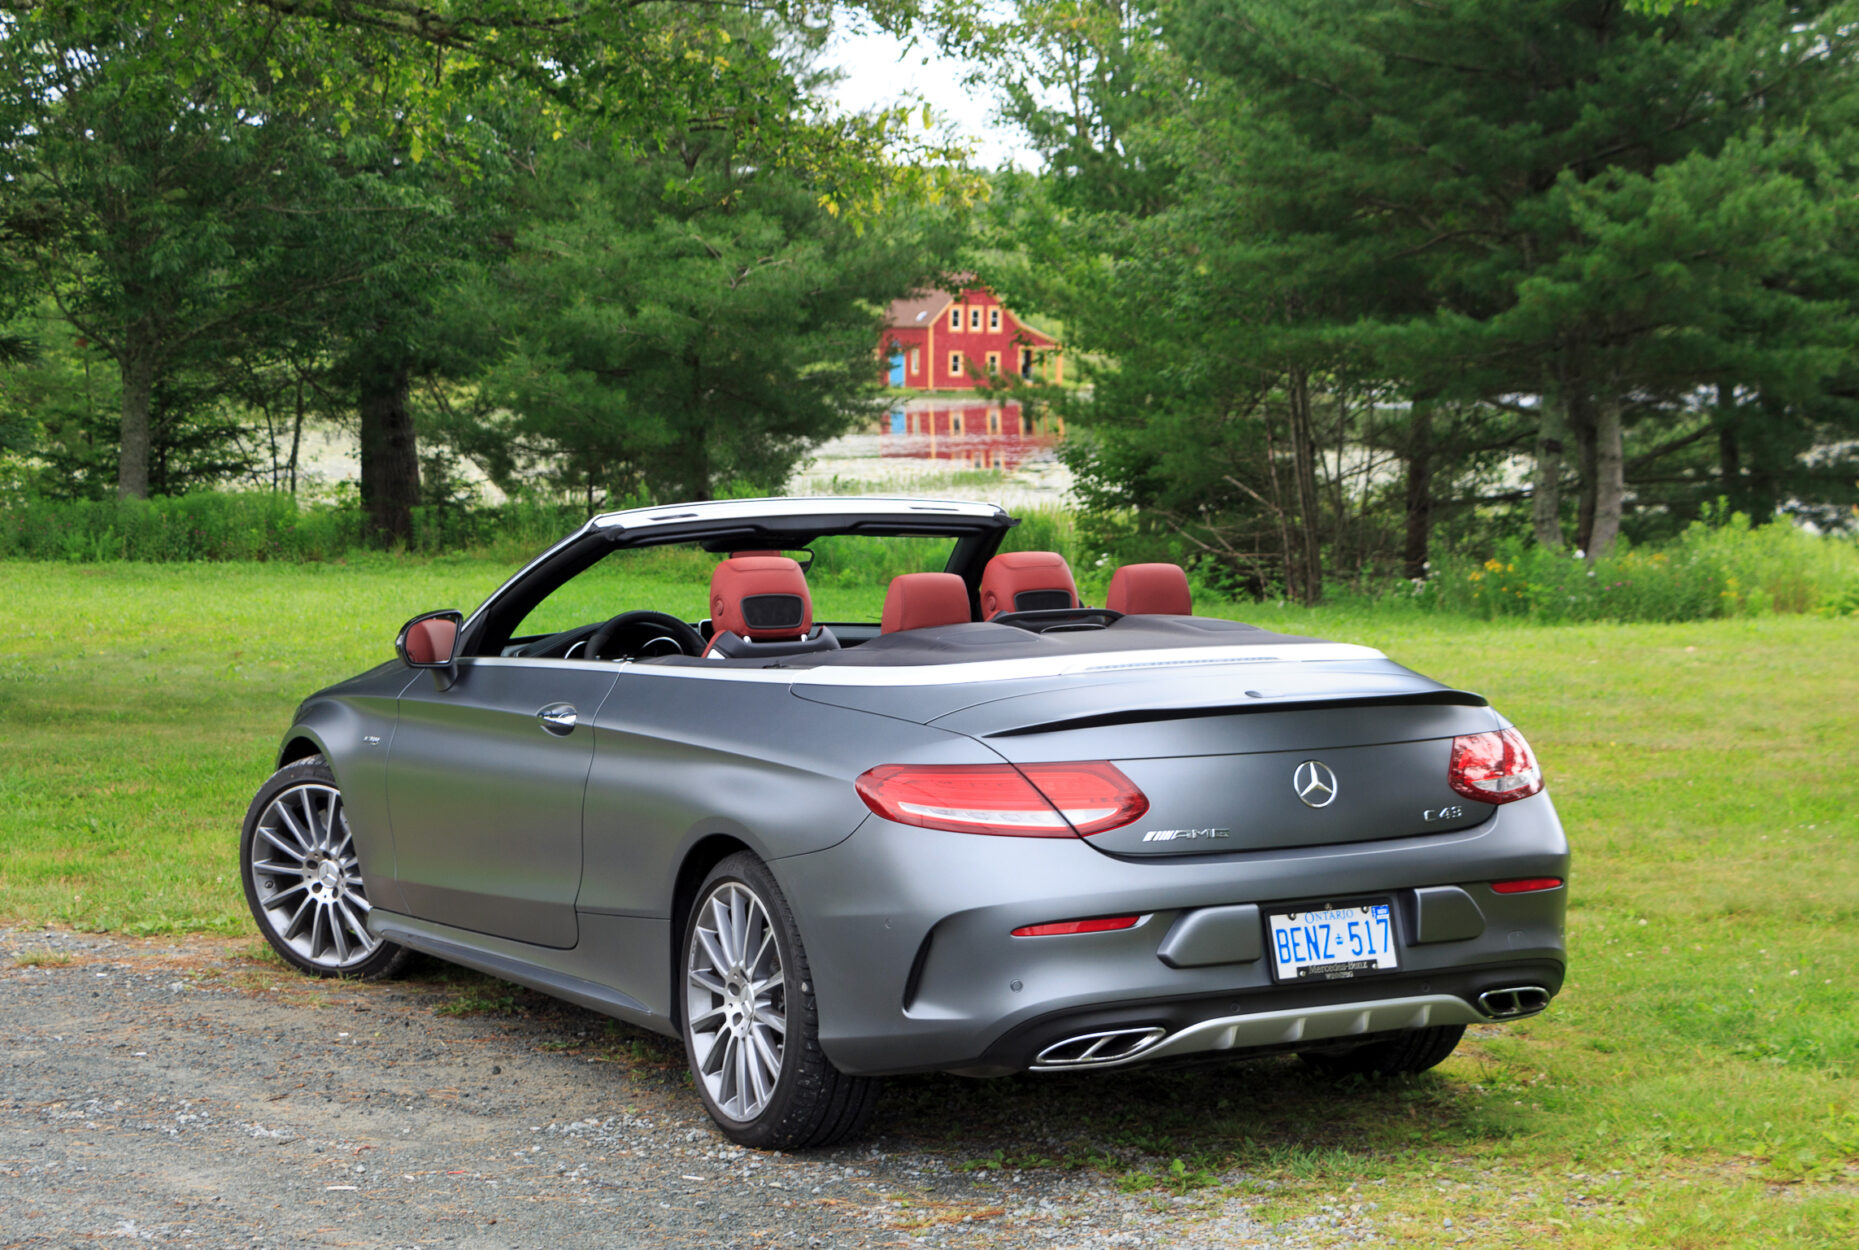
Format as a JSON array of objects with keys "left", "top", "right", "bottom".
[{"left": 984, "top": 689, "right": 1489, "bottom": 738}]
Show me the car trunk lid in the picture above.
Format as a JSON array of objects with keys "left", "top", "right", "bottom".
[{"left": 928, "top": 661, "right": 1499, "bottom": 856}]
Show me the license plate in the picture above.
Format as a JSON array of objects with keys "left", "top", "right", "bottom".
[{"left": 1267, "top": 902, "right": 1398, "bottom": 981}]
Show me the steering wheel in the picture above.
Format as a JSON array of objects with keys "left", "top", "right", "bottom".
[{"left": 584, "top": 610, "right": 706, "bottom": 661}]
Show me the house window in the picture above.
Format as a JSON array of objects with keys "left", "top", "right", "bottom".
[
  {"left": 985, "top": 351, "right": 1001, "bottom": 375},
  {"left": 951, "top": 412, "right": 965, "bottom": 434},
  {"left": 908, "top": 348, "right": 920, "bottom": 375},
  {"left": 969, "top": 307, "right": 983, "bottom": 330},
  {"left": 948, "top": 351, "right": 963, "bottom": 378},
  {"left": 987, "top": 407, "right": 1001, "bottom": 434},
  {"left": 949, "top": 308, "right": 962, "bottom": 332},
  {"left": 989, "top": 308, "right": 1001, "bottom": 331}
]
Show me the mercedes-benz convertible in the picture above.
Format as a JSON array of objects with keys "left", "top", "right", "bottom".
[{"left": 240, "top": 497, "right": 1569, "bottom": 1148}]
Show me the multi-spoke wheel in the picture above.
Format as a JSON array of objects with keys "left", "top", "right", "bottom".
[
  {"left": 240, "top": 757, "right": 411, "bottom": 980},
  {"left": 680, "top": 853, "right": 877, "bottom": 1149}
]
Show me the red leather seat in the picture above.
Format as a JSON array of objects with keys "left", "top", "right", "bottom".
[
  {"left": 978, "top": 551, "right": 1079, "bottom": 619},
  {"left": 880, "top": 573, "right": 972, "bottom": 633},
  {"left": 705, "top": 556, "right": 839, "bottom": 658},
  {"left": 1106, "top": 563, "right": 1193, "bottom": 616}
]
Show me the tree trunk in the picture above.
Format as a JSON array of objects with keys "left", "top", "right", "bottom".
[
  {"left": 1588, "top": 392, "right": 1625, "bottom": 559},
  {"left": 1570, "top": 390, "right": 1598, "bottom": 554},
  {"left": 1401, "top": 400, "right": 1433, "bottom": 580},
  {"left": 358, "top": 363, "right": 420, "bottom": 547},
  {"left": 1531, "top": 390, "right": 1567, "bottom": 549},
  {"left": 1287, "top": 368, "right": 1323, "bottom": 604},
  {"left": 116, "top": 325, "right": 157, "bottom": 499},
  {"left": 1715, "top": 382, "right": 1740, "bottom": 509},
  {"left": 1260, "top": 419, "right": 1298, "bottom": 602},
  {"left": 288, "top": 375, "right": 306, "bottom": 496}
]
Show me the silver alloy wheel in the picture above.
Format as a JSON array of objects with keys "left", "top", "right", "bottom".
[
  {"left": 685, "top": 881, "right": 788, "bottom": 1123},
  {"left": 247, "top": 782, "right": 380, "bottom": 971}
]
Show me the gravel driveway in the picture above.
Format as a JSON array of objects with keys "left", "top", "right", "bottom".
[{"left": 1, "top": 928, "right": 1377, "bottom": 1249}]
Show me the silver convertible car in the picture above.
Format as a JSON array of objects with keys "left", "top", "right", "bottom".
[{"left": 240, "top": 497, "right": 1569, "bottom": 1148}]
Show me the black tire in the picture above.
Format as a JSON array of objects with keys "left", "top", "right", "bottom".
[
  {"left": 1299, "top": 1024, "right": 1466, "bottom": 1078},
  {"left": 679, "top": 852, "right": 878, "bottom": 1149},
  {"left": 240, "top": 756, "right": 413, "bottom": 981}
]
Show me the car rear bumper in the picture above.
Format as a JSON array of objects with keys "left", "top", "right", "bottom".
[{"left": 773, "top": 791, "right": 1568, "bottom": 1076}]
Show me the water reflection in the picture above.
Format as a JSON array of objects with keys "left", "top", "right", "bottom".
[{"left": 873, "top": 402, "right": 1063, "bottom": 473}]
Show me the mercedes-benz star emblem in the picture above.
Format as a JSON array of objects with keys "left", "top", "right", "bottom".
[{"left": 1293, "top": 760, "right": 1339, "bottom": 809}]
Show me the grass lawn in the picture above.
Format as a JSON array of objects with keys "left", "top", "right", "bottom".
[{"left": 1, "top": 558, "right": 1854, "bottom": 1245}]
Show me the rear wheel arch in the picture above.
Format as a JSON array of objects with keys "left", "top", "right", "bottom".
[{"left": 669, "top": 834, "right": 753, "bottom": 1008}]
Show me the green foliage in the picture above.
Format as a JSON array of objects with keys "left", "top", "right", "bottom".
[
  {"left": 0, "top": 2, "right": 471, "bottom": 496},
  {"left": 457, "top": 88, "right": 966, "bottom": 505},
  {"left": 1416, "top": 511, "right": 1859, "bottom": 623},
  {"left": 980, "top": 0, "right": 1859, "bottom": 585},
  {"left": 0, "top": 0, "right": 980, "bottom": 513}
]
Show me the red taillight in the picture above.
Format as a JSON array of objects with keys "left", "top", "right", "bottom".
[
  {"left": 1012, "top": 915, "right": 1142, "bottom": 937},
  {"left": 1448, "top": 728, "right": 1544, "bottom": 805},
  {"left": 1491, "top": 877, "right": 1564, "bottom": 894},
  {"left": 854, "top": 762, "right": 1149, "bottom": 837}
]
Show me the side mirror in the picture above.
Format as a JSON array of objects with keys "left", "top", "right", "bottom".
[{"left": 396, "top": 609, "right": 463, "bottom": 669}]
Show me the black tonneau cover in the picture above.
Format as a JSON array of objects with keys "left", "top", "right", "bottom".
[{"left": 647, "top": 615, "right": 1338, "bottom": 670}]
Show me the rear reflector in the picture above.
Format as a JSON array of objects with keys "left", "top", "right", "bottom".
[
  {"left": 1491, "top": 877, "right": 1564, "bottom": 894},
  {"left": 1448, "top": 728, "right": 1544, "bottom": 805},
  {"left": 1012, "top": 915, "right": 1142, "bottom": 938},
  {"left": 855, "top": 762, "right": 1149, "bottom": 837}
]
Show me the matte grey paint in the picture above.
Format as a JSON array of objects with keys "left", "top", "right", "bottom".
[
  {"left": 388, "top": 662, "right": 620, "bottom": 949},
  {"left": 1409, "top": 886, "right": 1489, "bottom": 944},
  {"left": 370, "top": 908, "right": 672, "bottom": 1034},
  {"left": 1155, "top": 904, "right": 1265, "bottom": 968},
  {"left": 578, "top": 674, "right": 998, "bottom": 920}
]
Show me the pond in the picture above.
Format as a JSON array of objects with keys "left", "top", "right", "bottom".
[{"left": 873, "top": 401, "right": 1062, "bottom": 473}]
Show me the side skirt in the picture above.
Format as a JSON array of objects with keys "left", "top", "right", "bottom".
[{"left": 371, "top": 909, "right": 679, "bottom": 1039}]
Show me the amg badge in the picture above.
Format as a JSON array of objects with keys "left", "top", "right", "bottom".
[{"left": 1141, "top": 828, "right": 1232, "bottom": 843}]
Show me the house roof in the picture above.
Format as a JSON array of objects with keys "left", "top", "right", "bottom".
[
  {"left": 882, "top": 286, "right": 1061, "bottom": 348},
  {"left": 883, "top": 290, "right": 954, "bottom": 328}
]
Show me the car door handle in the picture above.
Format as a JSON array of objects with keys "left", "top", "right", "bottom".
[{"left": 536, "top": 703, "right": 578, "bottom": 735}]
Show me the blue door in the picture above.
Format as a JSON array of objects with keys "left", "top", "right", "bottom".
[
  {"left": 890, "top": 408, "right": 907, "bottom": 434},
  {"left": 888, "top": 353, "right": 906, "bottom": 386}
]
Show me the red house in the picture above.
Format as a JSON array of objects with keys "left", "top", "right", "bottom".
[{"left": 879, "top": 286, "right": 1062, "bottom": 390}]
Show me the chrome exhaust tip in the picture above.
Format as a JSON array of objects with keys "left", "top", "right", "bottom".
[
  {"left": 1032, "top": 1026, "right": 1168, "bottom": 1070},
  {"left": 1477, "top": 985, "right": 1551, "bottom": 1019}
]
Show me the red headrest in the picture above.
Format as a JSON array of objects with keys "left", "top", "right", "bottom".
[
  {"left": 710, "top": 556, "right": 812, "bottom": 641},
  {"left": 1106, "top": 563, "right": 1192, "bottom": 615},
  {"left": 404, "top": 617, "right": 457, "bottom": 664},
  {"left": 881, "top": 573, "right": 972, "bottom": 634},
  {"left": 979, "top": 551, "right": 1079, "bottom": 619}
]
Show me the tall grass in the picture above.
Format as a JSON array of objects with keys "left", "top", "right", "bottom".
[
  {"left": 1415, "top": 511, "right": 1859, "bottom": 622},
  {"left": 0, "top": 493, "right": 587, "bottom": 563}
]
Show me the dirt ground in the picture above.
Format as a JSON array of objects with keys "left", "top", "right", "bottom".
[{"left": 0, "top": 929, "right": 1353, "bottom": 1250}]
